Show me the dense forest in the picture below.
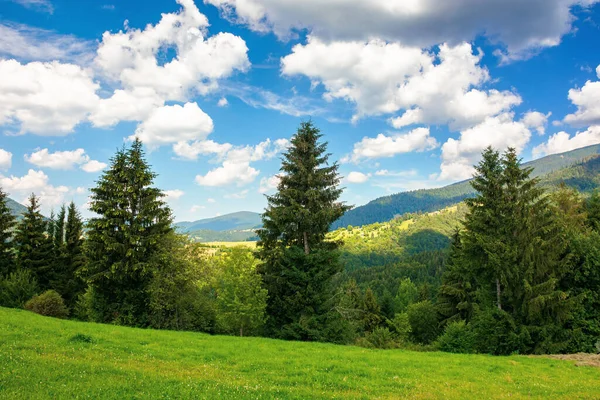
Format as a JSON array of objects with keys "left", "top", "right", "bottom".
[{"left": 1, "top": 123, "right": 600, "bottom": 355}]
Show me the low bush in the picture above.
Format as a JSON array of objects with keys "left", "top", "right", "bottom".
[
  {"left": 357, "top": 327, "right": 399, "bottom": 349},
  {"left": 24, "top": 290, "right": 69, "bottom": 319},
  {"left": 437, "top": 320, "right": 475, "bottom": 354},
  {"left": 0, "top": 269, "right": 38, "bottom": 308}
]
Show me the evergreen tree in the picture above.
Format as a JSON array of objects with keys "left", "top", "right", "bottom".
[
  {"left": 83, "top": 139, "right": 173, "bottom": 326},
  {"left": 0, "top": 186, "right": 16, "bottom": 276},
  {"left": 54, "top": 205, "right": 66, "bottom": 248},
  {"left": 586, "top": 189, "right": 600, "bottom": 231},
  {"left": 257, "top": 121, "right": 351, "bottom": 339},
  {"left": 14, "top": 194, "right": 53, "bottom": 290},
  {"left": 362, "top": 287, "right": 382, "bottom": 332}
]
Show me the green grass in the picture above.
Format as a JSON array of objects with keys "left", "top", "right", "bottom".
[{"left": 1, "top": 308, "right": 598, "bottom": 399}]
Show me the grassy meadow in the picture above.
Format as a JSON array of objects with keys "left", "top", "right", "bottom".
[{"left": 1, "top": 307, "right": 599, "bottom": 399}]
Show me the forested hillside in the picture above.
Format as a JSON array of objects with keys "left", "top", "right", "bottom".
[{"left": 332, "top": 144, "right": 600, "bottom": 229}]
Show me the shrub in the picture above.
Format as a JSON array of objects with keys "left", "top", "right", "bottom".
[
  {"left": 24, "top": 290, "right": 69, "bottom": 319},
  {"left": 437, "top": 320, "right": 475, "bottom": 354},
  {"left": 0, "top": 269, "right": 38, "bottom": 308},
  {"left": 471, "top": 308, "right": 529, "bottom": 355},
  {"left": 358, "top": 327, "right": 399, "bottom": 349},
  {"left": 407, "top": 300, "right": 440, "bottom": 344},
  {"left": 69, "top": 333, "right": 94, "bottom": 344},
  {"left": 389, "top": 312, "right": 412, "bottom": 343}
]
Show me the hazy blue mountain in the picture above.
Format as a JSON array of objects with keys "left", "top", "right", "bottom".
[
  {"left": 5, "top": 197, "right": 27, "bottom": 219},
  {"left": 175, "top": 211, "right": 262, "bottom": 233}
]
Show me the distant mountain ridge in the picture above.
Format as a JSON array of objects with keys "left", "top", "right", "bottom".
[
  {"left": 331, "top": 144, "right": 600, "bottom": 229},
  {"left": 175, "top": 211, "right": 262, "bottom": 242},
  {"left": 6, "top": 197, "right": 27, "bottom": 219}
]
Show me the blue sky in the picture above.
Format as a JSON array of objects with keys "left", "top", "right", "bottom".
[{"left": 1, "top": 0, "right": 600, "bottom": 221}]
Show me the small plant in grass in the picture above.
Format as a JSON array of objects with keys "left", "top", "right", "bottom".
[
  {"left": 24, "top": 290, "right": 69, "bottom": 319},
  {"left": 69, "top": 333, "right": 94, "bottom": 343}
]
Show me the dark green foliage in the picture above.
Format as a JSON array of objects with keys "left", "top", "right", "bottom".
[
  {"left": 0, "top": 269, "right": 38, "bottom": 308},
  {"left": 14, "top": 194, "right": 53, "bottom": 290},
  {"left": 0, "top": 186, "right": 16, "bottom": 276},
  {"left": 406, "top": 300, "right": 440, "bottom": 344},
  {"left": 395, "top": 278, "right": 418, "bottom": 313},
  {"left": 83, "top": 139, "right": 173, "bottom": 326},
  {"left": 69, "top": 333, "right": 95, "bottom": 344},
  {"left": 24, "top": 290, "right": 69, "bottom": 318},
  {"left": 436, "top": 320, "right": 475, "bottom": 354},
  {"left": 257, "top": 121, "right": 350, "bottom": 339},
  {"left": 362, "top": 287, "right": 383, "bottom": 332},
  {"left": 470, "top": 308, "right": 528, "bottom": 355},
  {"left": 587, "top": 190, "right": 600, "bottom": 231}
]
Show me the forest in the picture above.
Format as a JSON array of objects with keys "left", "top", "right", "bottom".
[{"left": 1, "top": 122, "right": 600, "bottom": 355}]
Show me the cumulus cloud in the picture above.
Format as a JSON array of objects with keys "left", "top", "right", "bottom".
[
  {"left": 24, "top": 148, "right": 106, "bottom": 172},
  {"left": 218, "top": 97, "right": 229, "bottom": 107},
  {"left": 259, "top": 174, "right": 281, "bottom": 193},
  {"left": 206, "top": 0, "right": 596, "bottom": 60},
  {"left": 0, "top": 169, "right": 71, "bottom": 211},
  {"left": 346, "top": 171, "right": 370, "bottom": 183},
  {"left": 283, "top": 40, "right": 520, "bottom": 126},
  {"left": 563, "top": 65, "right": 600, "bottom": 127},
  {"left": 522, "top": 111, "right": 551, "bottom": 135},
  {"left": 439, "top": 113, "right": 533, "bottom": 181},
  {"left": 89, "top": 88, "right": 164, "bottom": 128},
  {"left": 0, "top": 149, "right": 12, "bottom": 170},
  {"left": 173, "top": 139, "right": 232, "bottom": 160},
  {"left": 0, "top": 60, "right": 100, "bottom": 135},
  {"left": 195, "top": 138, "right": 288, "bottom": 187},
  {"left": 532, "top": 126, "right": 600, "bottom": 158},
  {"left": 343, "top": 127, "right": 438, "bottom": 163},
  {"left": 164, "top": 189, "right": 185, "bottom": 200}
]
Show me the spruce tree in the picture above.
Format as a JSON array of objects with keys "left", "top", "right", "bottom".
[
  {"left": 257, "top": 121, "right": 351, "bottom": 340},
  {"left": 54, "top": 205, "right": 66, "bottom": 248},
  {"left": 14, "top": 194, "right": 53, "bottom": 290},
  {"left": 0, "top": 186, "right": 16, "bottom": 276},
  {"left": 83, "top": 139, "right": 173, "bottom": 325}
]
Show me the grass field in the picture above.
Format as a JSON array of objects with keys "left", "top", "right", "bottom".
[{"left": 1, "top": 307, "right": 599, "bottom": 399}]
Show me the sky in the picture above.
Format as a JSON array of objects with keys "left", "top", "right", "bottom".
[{"left": 1, "top": 0, "right": 600, "bottom": 222}]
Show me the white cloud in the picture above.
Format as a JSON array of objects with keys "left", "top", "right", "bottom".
[
  {"left": 164, "top": 189, "right": 185, "bottom": 200},
  {"left": 173, "top": 140, "right": 232, "bottom": 160},
  {"left": 24, "top": 148, "right": 88, "bottom": 170},
  {"left": 89, "top": 88, "right": 164, "bottom": 128},
  {"left": 0, "top": 169, "right": 70, "bottom": 211},
  {"left": 259, "top": 174, "right": 281, "bottom": 193},
  {"left": 207, "top": 198, "right": 216, "bottom": 203},
  {"left": 95, "top": 0, "right": 249, "bottom": 101},
  {"left": 0, "top": 149, "right": 12, "bottom": 170},
  {"left": 346, "top": 171, "right": 370, "bottom": 183},
  {"left": 8, "top": 0, "right": 53, "bottom": 13},
  {"left": 563, "top": 66, "right": 600, "bottom": 127},
  {"left": 224, "top": 189, "right": 249, "bottom": 199},
  {"left": 130, "top": 102, "right": 214, "bottom": 148},
  {"left": 207, "top": 0, "right": 596, "bottom": 60},
  {"left": 81, "top": 160, "right": 107, "bottom": 173},
  {"left": 0, "top": 60, "right": 100, "bottom": 135},
  {"left": 522, "top": 111, "right": 551, "bottom": 135},
  {"left": 0, "top": 23, "right": 94, "bottom": 63},
  {"left": 375, "top": 169, "right": 418, "bottom": 177},
  {"left": 195, "top": 138, "right": 288, "bottom": 187},
  {"left": 439, "top": 113, "right": 533, "bottom": 181},
  {"left": 190, "top": 204, "right": 205, "bottom": 212},
  {"left": 532, "top": 126, "right": 600, "bottom": 158},
  {"left": 218, "top": 97, "right": 229, "bottom": 107},
  {"left": 282, "top": 40, "right": 520, "bottom": 127},
  {"left": 344, "top": 127, "right": 438, "bottom": 163}
]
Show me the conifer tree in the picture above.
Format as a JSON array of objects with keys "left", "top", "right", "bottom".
[
  {"left": 83, "top": 139, "right": 173, "bottom": 325},
  {"left": 14, "top": 194, "right": 53, "bottom": 290},
  {"left": 54, "top": 205, "right": 66, "bottom": 248},
  {"left": 0, "top": 186, "right": 16, "bottom": 276},
  {"left": 257, "top": 121, "right": 351, "bottom": 339}
]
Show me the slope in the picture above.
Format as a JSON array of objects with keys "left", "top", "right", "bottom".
[{"left": 1, "top": 307, "right": 598, "bottom": 399}]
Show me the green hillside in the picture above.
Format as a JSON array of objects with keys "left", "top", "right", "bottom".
[
  {"left": 1, "top": 307, "right": 598, "bottom": 399},
  {"left": 332, "top": 144, "right": 600, "bottom": 229}
]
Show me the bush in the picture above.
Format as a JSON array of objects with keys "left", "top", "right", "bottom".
[
  {"left": 24, "top": 290, "right": 69, "bottom": 319},
  {"left": 407, "top": 300, "right": 440, "bottom": 344},
  {"left": 0, "top": 269, "right": 38, "bottom": 308},
  {"left": 437, "top": 320, "right": 475, "bottom": 354},
  {"left": 471, "top": 308, "right": 529, "bottom": 355},
  {"left": 357, "top": 327, "right": 399, "bottom": 349},
  {"left": 389, "top": 312, "right": 412, "bottom": 343}
]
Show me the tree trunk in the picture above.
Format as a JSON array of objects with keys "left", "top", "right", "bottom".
[
  {"left": 303, "top": 231, "right": 310, "bottom": 255},
  {"left": 496, "top": 278, "right": 502, "bottom": 310}
]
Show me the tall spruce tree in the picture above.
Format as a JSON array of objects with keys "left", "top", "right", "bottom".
[
  {"left": 257, "top": 121, "right": 351, "bottom": 340},
  {"left": 14, "top": 194, "right": 53, "bottom": 290},
  {"left": 83, "top": 139, "right": 173, "bottom": 326},
  {"left": 0, "top": 186, "right": 17, "bottom": 276}
]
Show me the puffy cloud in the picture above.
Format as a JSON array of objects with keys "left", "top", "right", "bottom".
[
  {"left": 532, "top": 126, "right": 600, "bottom": 158},
  {"left": 164, "top": 189, "right": 185, "bottom": 200},
  {"left": 522, "top": 111, "right": 551, "bottom": 135},
  {"left": 0, "top": 60, "right": 100, "bottom": 135},
  {"left": 0, "top": 23, "right": 94, "bottom": 63},
  {"left": 218, "top": 97, "right": 229, "bottom": 107},
  {"left": 130, "top": 102, "right": 214, "bottom": 148},
  {"left": 0, "top": 169, "right": 70, "bottom": 211},
  {"left": 283, "top": 40, "right": 520, "bottom": 126},
  {"left": 344, "top": 127, "right": 438, "bottom": 163},
  {"left": 0, "top": 149, "right": 12, "bottom": 170},
  {"left": 346, "top": 171, "right": 370, "bottom": 184},
  {"left": 207, "top": 0, "right": 596, "bottom": 59},
  {"left": 24, "top": 148, "right": 106, "bottom": 173},
  {"left": 563, "top": 66, "right": 600, "bottom": 127},
  {"left": 439, "top": 113, "right": 532, "bottom": 181},
  {"left": 80, "top": 160, "right": 107, "bottom": 173},
  {"left": 95, "top": 0, "right": 249, "bottom": 101},
  {"left": 89, "top": 88, "right": 163, "bottom": 128},
  {"left": 174, "top": 140, "right": 232, "bottom": 160},
  {"left": 258, "top": 174, "right": 281, "bottom": 193},
  {"left": 195, "top": 138, "right": 288, "bottom": 187}
]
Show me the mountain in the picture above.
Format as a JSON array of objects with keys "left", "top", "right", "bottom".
[
  {"left": 175, "top": 211, "right": 262, "bottom": 242},
  {"left": 332, "top": 144, "right": 600, "bottom": 229},
  {"left": 6, "top": 196, "right": 27, "bottom": 219}
]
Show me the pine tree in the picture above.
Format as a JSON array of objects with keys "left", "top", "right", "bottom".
[
  {"left": 14, "top": 194, "right": 53, "bottom": 290},
  {"left": 54, "top": 205, "right": 66, "bottom": 248},
  {"left": 257, "top": 121, "right": 351, "bottom": 339},
  {"left": 83, "top": 139, "right": 173, "bottom": 325},
  {"left": 0, "top": 186, "right": 16, "bottom": 276}
]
